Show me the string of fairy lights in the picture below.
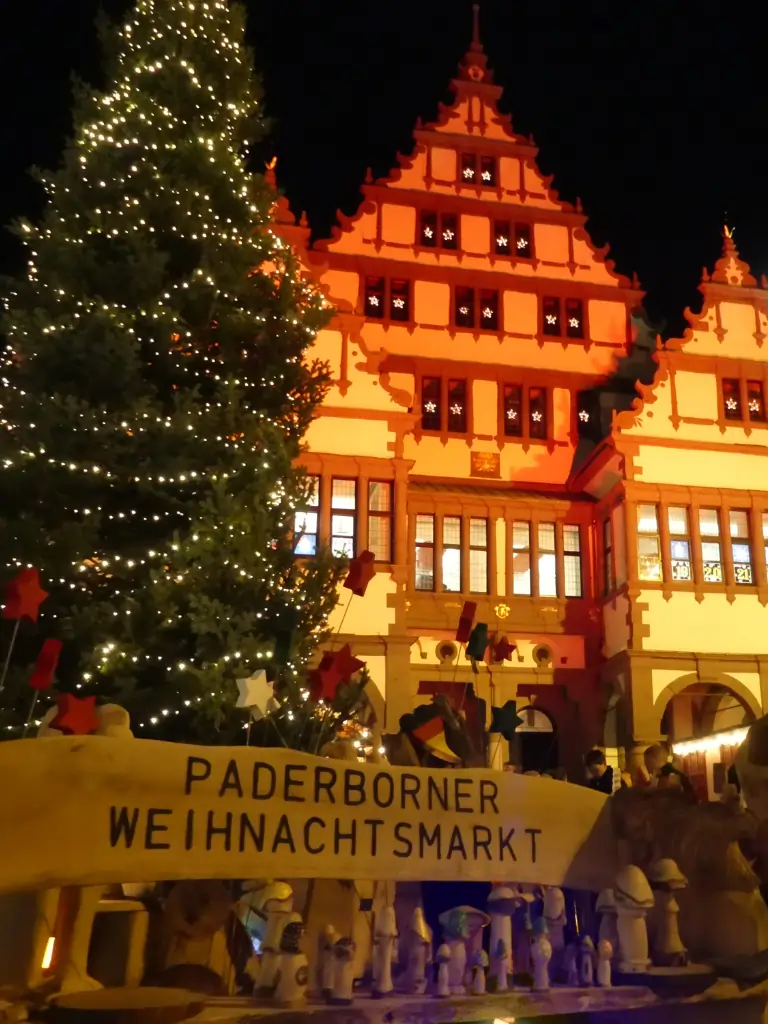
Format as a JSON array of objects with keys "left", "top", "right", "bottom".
[{"left": 0, "top": 0, "right": 334, "bottom": 734}]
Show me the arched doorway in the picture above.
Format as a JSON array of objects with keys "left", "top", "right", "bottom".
[{"left": 514, "top": 705, "right": 559, "bottom": 774}]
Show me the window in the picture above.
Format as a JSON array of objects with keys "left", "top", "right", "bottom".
[
  {"left": 637, "top": 504, "right": 662, "bottom": 581},
  {"left": 365, "top": 277, "right": 385, "bottom": 319},
  {"left": 294, "top": 476, "right": 320, "bottom": 556},
  {"left": 529, "top": 387, "right": 547, "bottom": 440},
  {"left": 368, "top": 482, "right": 393, "bottom": 562},
  {"left": 722, "top": 379, "right": 741, "bottom": 420},
  {"left": 563, "top": 525, "right": 582, "bottom": 597},
  {"left": 538, "top": 523, "right": 557, "bottom": 597},
  {"left": 454, "top": 287, "right": 499, "bottom": 330},
  {"left": 603, "top": 518, "right": 613, "bottom": 595},
  {"left": 442, "top": 516, "right": 462, "bottom": 592},
  {"left": 421, "top": 377, "right": 441, "bottom": 432},
  {"left": 447, "top": 379, "right": 467, "bottom": 433},
  {"left": 730, "top": 510, "right": 753, "bottom": 584},
  {"left": 493, "top": 221, "right": 534, "bottom": 258},
  {"left": 331, "top": 479, "right": 357, "bottom": 557},
  {"left": 543, "top": 297, "right": 561, "bottom": 336},
  {"left": 748, "top": 381, "right": 766, "bottom": 422},
  {"left": 469, "top": 518, "right": 489, "bottom": 594},
  {"left": 419, "top": 211, "right": 458, "bottom": 250},
  {"left": 503, "top": 384, "right": 522, "bottom": 437},
  {"left": 459, "top": 153, "right": 496, "bottom": 186},
  {"left": 668, "top": 506, "right": 692, "bottom": 581},
  {"left": 363, "top": 277, "right": 410, "bottom": 321},
  {"left": 414, "top": 514, "right": 435, "bottom": 591},
  {"left": 512, "top": 521, "right": 532, "bottom": 595},
  {"left": 763, "top": 513, "right": 768, "bottom": 573},
  {"left": 502, "top": 385, "right": 548, "bottom": 441},
  {"left": 699, "top": 508, "right": 723, "bottom": 583},
  {"left": 565, "top": 299, "right": 584, "bottom": 339}
]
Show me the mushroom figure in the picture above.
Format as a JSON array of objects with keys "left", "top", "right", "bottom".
[
  {"left": 471, "top": 949, "right": 489, "bottom": 995},
  {"left": 435, "top": 943, "right": 451, "bottom": 998},
  {"left": 511, "top": 887, "right": 537, "bottom": 977},
  {"left": 255, "top": 882, "right": 294, "bottom": 996},
  {"left": 486, "top": 886, "right": 516, "bottom": 989},
  {"left": 438, "top": 906, "right": 490, "bottom": 995},
  {"left": 580, "top": 935, "right": 595, "bottom": 986},
  {"left": 318, "top": 924, "right": 339, "bottom": 1000},
  {"left": 405, "top": 907, "right": 432, "bottom": 995},
  {"left": 531, "top": 918, "right": 552, "bottom": 992},
  {"left": 647, "top": 859, "right": 689, "bottom": 967},
  {"left": 330, "top": 937, "right": 356, "bottom": 1005},
  {"left": 372, "top": 905, "right": 397, "bottom": 998},
  {"left": 596, "top": 889, "right": 619, "bottom": 958},
  {"left": 597, "top": 939, "right": 613, "bottom": 987},
  {"left": 614, "top": 865, "right": 655, "bottom": 973},
  {"left": 273, "top": 914, "right": 308, "bottom": 1007},
  {"left": 543, "top": 886, "right": 566, "bottom": 976}
]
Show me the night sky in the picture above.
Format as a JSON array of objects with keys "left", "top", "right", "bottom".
[{"left": 1, "top": 0, "right": 765, "bottom": 337}]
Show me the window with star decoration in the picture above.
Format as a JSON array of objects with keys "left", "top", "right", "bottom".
[
  {"left": 494, "top": 220, "right": 534, "bottom": 259},
  {"left": 454, "top": 287, "right": 498, "bottom": 330},
  {"left": 364, "top": 276, "right": 410, "bottom": 322},
  {"left": 543, "top": 296, "right": 584, "bottom": 338},
  {"left": 722, "top": 377, "right": 766, "bottom": 422},
  {"left": 460, "top": 153, "right": 497, "bottom": 187},
  {"left": 420, "top": 377, "right": 467, "bottom": 434},
  {"left": 419, "top": 211, "right": 458, "bottom": 250},
  {"left": 502, "top": 384, "right": 548, "bottom": 440}
]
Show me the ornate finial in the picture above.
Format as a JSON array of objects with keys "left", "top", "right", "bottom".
[
  {"left": 709, "top": 223, "right": 756, "bottom": 287},
  {"left": 724, "top": 223, "right": 734, "bottom": 240},
  {"left": 471, "top": 4, "right": 482, "bottom": 51}
]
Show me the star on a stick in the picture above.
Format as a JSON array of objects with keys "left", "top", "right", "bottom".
[
  {"left": 490, "top": 700, "right": 524, "bottom": 740},
  {"left": 236, "top": 670, "right": 275, "bottom": 720},
  {"left": 343, "top": 550, "right": 376, "bottom": 597},
  {"left": 2, "top": 568, "right": 48, "bottom": 623},
  {"left": 51, "top": 693, "right": 100, "bottom": 736},
  {"left": 309, "top": 644, "right": 365, "bottom": 702}
]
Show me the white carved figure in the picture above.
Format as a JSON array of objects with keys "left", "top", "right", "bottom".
[
  {"left": 405, "top": 907, "right": 431, "bottom": 995},
  {"left": 471, "top": 949, "right": 489, "bottom": 995},
  {"left": 532, "top": 932, "right": 552, "bottom": 991},
  {"left": 273, "top": 915, "right": 308, "bottom": 1007},
  {"left": 255, "top": 882, "right": 293, "bottom": 996},
  {"left": 580, "top": 936, "right": 595, "bottom": 986},
  {"left": 319, "top": 925, "right": 339, "bottom": 1000},
  {"left": 486, "top": 886, "right": 515, "bottom": 988},
  {"left": 372, "top": 905, "right": 397, "bottom": 998},
  {"left": 596, "top": 889, "right": 619, "bottom": 958},
  {"left": 435, "top": 943, "right": 451, "bottom": 998},
  {"left": 330, "top": 937, "right": 356, "bottom": 1005},
  {"left": 597, "top": 939, "right": 613, "bottom": 987},
  {"left": 543, "top": 887, "right": 566, "bottom": 954},
  {"left": 647, "top": 859, "right": 689, "bottom": 967},
  {"left": 614, "top": 865, "right": 655, "bottom": 973},
  {"left": 491, "top": 937, "right": 511, "bottom": 992}
]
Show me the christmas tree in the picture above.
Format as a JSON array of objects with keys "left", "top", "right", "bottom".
[{"left": 0, "top": 0, "right": 346, "bottom": 742}]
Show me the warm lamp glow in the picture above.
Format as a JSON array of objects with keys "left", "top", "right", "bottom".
[
  {"left": 41, "top": 936, "right": 55, "bottom": 970},
  {"left": 672, "top": 726, "right": 748, "bottom": 757}
]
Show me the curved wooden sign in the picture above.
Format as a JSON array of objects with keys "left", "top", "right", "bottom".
[{"left": 0, "top": 737, "right": 617, "bottom": 892}]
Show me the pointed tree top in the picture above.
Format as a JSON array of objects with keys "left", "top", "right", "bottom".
[{"left": 458, "top": 3, "right": 491, "bottom": 83}]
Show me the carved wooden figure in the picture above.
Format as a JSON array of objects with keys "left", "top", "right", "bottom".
[
  {"left": 487, "top": 886, "right": 515, "bottom": 987},
  {"left": 597, "top": 939, "right": 613, "bottom": 987},
  {"left": 564, "top": 943, "right": 580, "bottom": 986},
  {"left": 273, "top": 915, "right": 308, "bottom": 1007},
  {"left": 405, "top": 907, "right": 431, "bottom": 995},
  {"left": 330, "top": 938, "right": 356, "bottom": 1006},
  {"left": 491, "top": 938, "right": 511, "bottom": 992},
  {"left": 596, "top": 889, "right": 619, "bottom": 958},
  {"left": 532, "top": 933, "right": 552, "bottom": 991},
  {"left": 648, "top": 859, "right": 689, "bottom": 967},
  {"left": 435, "top": 943, "right": 451, "bottom": 998},
  {"left": 471, "top": 949, "right": 489, "bottom": 994},
  {"left": 372, "top": 905, "right": 397, "bottom": 998},
  {"left": 255, "top": 883, "right": 293, "bottom": 997},
  {"left": 614, "top": 865, "right": 655, "bottom": 973},
  {"left": 319, "top": 925, "right": 338, "bottom": 1000},
  {"left": 580, "top": 936, "right": 595, "bottom": 986}
]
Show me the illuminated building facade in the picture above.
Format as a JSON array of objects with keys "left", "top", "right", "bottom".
[{"left": 277, "top": 17, "right": 763, "bottom": 793}]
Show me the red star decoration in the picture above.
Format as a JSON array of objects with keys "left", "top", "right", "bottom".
[
  {"left": 343, "top": 550, "right": 376, "bottom": 597},
  {"left": 455, "top": 601, "right": 477, "bottom": 643},
  {"left": 50, "top": 694, "right": 100, "bottom": 736},
  {"left": 491, "top": 637, "right": 516, "bottom": 663},
  {"left": 29, "top": 639, "right": 63, "bottom": 691},
  {"left": 2, "top": 569, "right": 48, "bottom": 623},
  {"left": 309, "top": 644, "right": 366, "bottom": 702}
]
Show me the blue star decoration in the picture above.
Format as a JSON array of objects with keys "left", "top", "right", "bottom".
[{"left": 490, "top": 700, "right": 523, "bottom": 740}]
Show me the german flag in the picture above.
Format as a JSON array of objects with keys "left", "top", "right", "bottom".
[{"left": 411, "top": 714, "right": 461, "bottom": 764}]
